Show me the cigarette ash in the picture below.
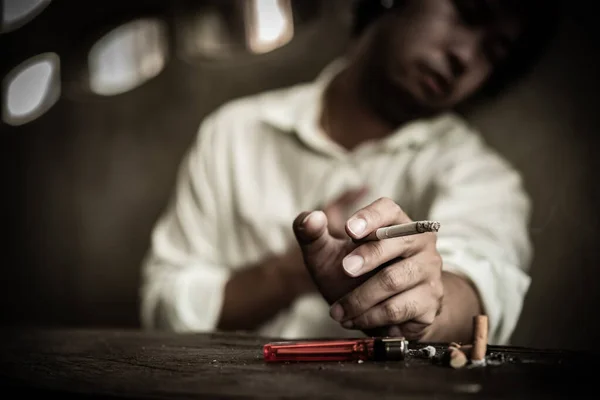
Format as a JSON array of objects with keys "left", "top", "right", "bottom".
[
  {"left": 468, "top": 358, "right": 486, "bottom": 368},
  {"left": 468, "top": 351, "right": 523, "bottom": 367},
  {"left": 432, "top": 348, "right": 520, "bottom": 368},
  {"left": 405, "top": 343, "right": 521, "bottom": 369},
  {"left": 408, "top": 345, "right": 437, "bottom": 359},
  {"left": 485, "top": 352, "right": 520, "bottom": 366},
  {"left": 417, "top": 221, "right": 441, "bottom": 233}
]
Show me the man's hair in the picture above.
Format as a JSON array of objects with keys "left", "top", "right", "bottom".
[{"left": 351, "top": 0, "right": 563, "bottom": 98}]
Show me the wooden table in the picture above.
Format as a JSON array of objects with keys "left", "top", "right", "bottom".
[{"left": 0, "top": 328, "right": 594, "bottom": 399}]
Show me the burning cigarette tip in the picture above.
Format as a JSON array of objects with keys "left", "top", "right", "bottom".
[{"left": 416, "top": 221, "right": 441, "bottom": 233}]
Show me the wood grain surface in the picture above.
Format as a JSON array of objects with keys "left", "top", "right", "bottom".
[{"left": 0, "top": 328, "right": 594, "bottom": 399}]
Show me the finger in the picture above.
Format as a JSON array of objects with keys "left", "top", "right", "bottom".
[
  {"left": 395, "top": 321, "right": 434, "bottom": 341},
  {"left": 346, "top": 283, "right": 441, "bottom": 331},
  {"left": 341, "top": 234, "right": 426, "bottom": 277},
  {"left": 293, "top": 211, "right": 332, "bottom": 253},
  {"left": 376, "top": 322, "right": 434, "bottom": 341},
  {"left": 345, "top": 197, "right": 411, "bottom": 240},
  {"left": 293, "top": 210, "right": 354, "bottom": 273},
  {"left": 331, "top": 256, "right": 433, "bottom": 322},
  {"left": 392, "top": 302, "right": 442, "bottom": 341}
]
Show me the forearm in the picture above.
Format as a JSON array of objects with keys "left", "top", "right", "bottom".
[
  {"left": 426, "top": 271, "right": 484, "bottom": 343},
  {"left": 217, "top": 251, "right": 310, "bottom": 331}
]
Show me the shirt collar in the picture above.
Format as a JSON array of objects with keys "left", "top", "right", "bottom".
[{"left": 259, "top": 58, "right": 462, "bottom": 157}]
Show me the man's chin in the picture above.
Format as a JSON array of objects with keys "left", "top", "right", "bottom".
[
  {"left": 358, "top": 73, "right": 441, "bottom": 125},
  {"left": 377, "top": 89, "right": 438, "bottom": 124},
  {"left": 404, "top": 84, "right": 455, "bottom": 115}
]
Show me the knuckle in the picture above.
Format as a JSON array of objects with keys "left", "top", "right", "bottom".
[
  {"left": 402, "top": 326, "right": 426, "bottom": 341},
  {"left": 364, "top": 206, "right": 383, "bottom": 226},
  {"left": 342, "top": 293, "right": 362, "bottom": 316},
  {"left": 396, "top": 234, "right": 416, "bottom": 248},
  {"left": 384, "top": 302, "right": 403, "bottom": 322},
  {"left": 403, "top": 259, "right": 421, "bottom": 283},
  {"left": 380, "top": 267, "right": 404, "bottom": 292},
  {"left": 435, "top": 282, "right": 445, "bottom": 300},
  {"left": 402, "top": 300, "right": 419, "bottom": 321},
  {"left": 394, "top": 204, "right": 405, "bottom": 221},
  {"left": 428, "top": 252, "right": 443, "bottom": 275},
  {"left": 369, "top": 197, "right": 396, "bottom": 222},
  {"left": 366, "top": 241, "right": 385, "bottom": 263},
  {"left": 380, "top": 197, "right": 396, "bottom": 208},
  {"left": 421, "top": 312, "right": 436, "bottom": 326},
  {"left": 378, "top": 197, "right": 405, "bottom": 220},
  {"left": 428, "top": 279, "right": 444, "bottom": 300}
]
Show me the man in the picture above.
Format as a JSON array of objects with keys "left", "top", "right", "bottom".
[{"left": 140, "top": 0, "right": 557, "bottom": 344}]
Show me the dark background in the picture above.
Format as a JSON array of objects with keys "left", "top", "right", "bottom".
[{"left": 1, "top": 0, "right": 598, "bottom": 351}]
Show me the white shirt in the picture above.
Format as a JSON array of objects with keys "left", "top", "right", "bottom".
[{"left": 140, "top": 60, "right": 532, "bottom": 345}]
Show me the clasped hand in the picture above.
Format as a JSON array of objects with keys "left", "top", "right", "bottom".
[{"left": 293, "top": 197, "right": 444, "bottom": 341}]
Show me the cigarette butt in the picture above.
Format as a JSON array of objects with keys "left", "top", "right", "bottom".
[
  {"left": 448, "top": 347, "right": 468, "bottom": 369},
  {"left": 471, "top": 315, "right": 488, "bottom": 361}
]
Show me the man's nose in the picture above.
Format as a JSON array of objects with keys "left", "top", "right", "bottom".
[{"left": 447, "top": 31, "right": 481, "bottom": 77}]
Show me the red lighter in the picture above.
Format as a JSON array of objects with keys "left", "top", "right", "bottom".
[{"left": 263, "top": 337, "right": 408, "bottom": 362}]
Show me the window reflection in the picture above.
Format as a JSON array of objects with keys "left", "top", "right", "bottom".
[
  {"left": 245, "top": 0, "right": 294, "bottom": 54},
  {"left": 1, "top": 0, "right": 51, "bottom": 33},
  {"left": 177, "top": 0, "right": 296, "bottom": 61},
  {"left": 88, "top": 19, "right": 168, "bottom": 96},
  {"left": 2, "top": 52, "right": 61, "bottom": 126}
]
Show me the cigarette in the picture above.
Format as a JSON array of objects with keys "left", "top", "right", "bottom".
[
  {"left": 471, "top": 315, "right": 488, "bottom": 362},
  {"left": 361, "top": 220, "right": 441, "bottom": 241}
]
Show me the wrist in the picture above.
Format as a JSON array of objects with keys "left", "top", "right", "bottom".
[
  {"left": 263, "top": 251, "right": 305, "bottom": 303},
  {"left": 427, "top": 271, "right": 483, "bottom": 343}
]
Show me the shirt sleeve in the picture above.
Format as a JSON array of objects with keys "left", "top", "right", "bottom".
[
  {"left": 140, "top": 113, "right": 231, "bottom": 332},
  {"left": 414, "top": 124, "right": 533, "bottom": 345}
]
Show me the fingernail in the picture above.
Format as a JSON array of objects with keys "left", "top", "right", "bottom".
[
  {"left": 343, "top": 255, "right": 364, "bottom": 276},
  {"left": 330, "top": 303, "right": 344, "bottom": 322},
  {"left": 302, "top": 210, "right": 324, "bottom": 226},
  {"left": 302, "top": 211, "right": 315, "bottom": 225},
  {"left": 347, "top": 218, "right": 367, "bottom": 236},
  {"left": 342, "top": 320, "right": 354, "bottom": 329}
]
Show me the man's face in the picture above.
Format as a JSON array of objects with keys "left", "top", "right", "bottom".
[{"left": 355, "top": 0, "right": 525, "bottom": 122}]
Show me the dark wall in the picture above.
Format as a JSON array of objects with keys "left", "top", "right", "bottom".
[
  {"left": 1, "top": 0, "right": 351, "bottom": 328},
  {"left": 1, "top": 0, "right": 599, "bottom": 350},
  {"left": 467, "top": 10, "right": 600, "bottom": 349}
]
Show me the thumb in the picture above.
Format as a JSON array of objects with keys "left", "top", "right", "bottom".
[
  {"left": 293, "top": 211, "right": 363, "bottom": 305},
  {"left": 293, "top": 210, "right": 331, "bottom": 251}
]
